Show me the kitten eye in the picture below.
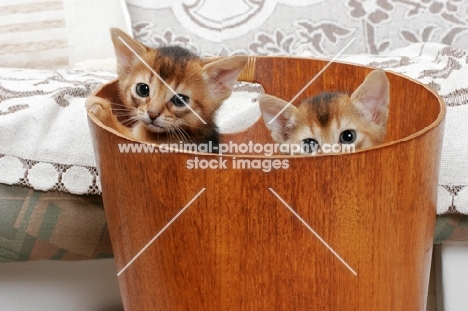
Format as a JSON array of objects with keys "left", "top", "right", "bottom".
[
  {"left": 340, "top": 130, "right": 356, "bottom": 144},
  {"left": 301, "top": 138, "right": 319, "bottom": 154},
  {"left": 170, "top": 94, "right": 190, "bottom": 107},
  {"left": 135, "top": 83, "right": 150, "bottom": 97}
]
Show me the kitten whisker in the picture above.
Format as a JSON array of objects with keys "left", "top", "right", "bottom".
[
  {"left": 114, "top": 112, "right": 137, "bottom": 117},
  {"left": 116, "top": 116, "right": 138, "bottom": 123},
  {"left": 120, "top": 119, "right": 137, "bottom": 126},
  {"left": 167, "top": 125, "right": 184, "bottom": 144},
  {"left": 171, "top": 128, "right": 182, "bottom": 143},
  {"left": 111, "top": 102, "right": 132, "bottom": 108},
  {"left": 111, "top": 108, "right": 135, "bottom": 112},
  {"left": 177, "top": 119, "right": 197, "bottom": 129},
  {"left": 178, "top": 126, "right": 193, "bottom": 143},
  {"left": 168, "top": 127, "right": 176, "bottom": 142},
  {"left": 174, "top": 125, "right": 191, "bottom": 143}
]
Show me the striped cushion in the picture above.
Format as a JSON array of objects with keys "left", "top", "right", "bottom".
[
  {"left": 0, "top": 0, "right": 68, "bottom": 69},
  {"left": 0, "top": 0, "right": 131, "bottom": 69}
]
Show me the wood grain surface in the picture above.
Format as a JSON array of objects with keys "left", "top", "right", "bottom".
[{"left": 87, "top": 56, "right": 445, "bottom": 310}]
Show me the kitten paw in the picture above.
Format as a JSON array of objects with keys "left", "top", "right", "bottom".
[{"left": 86, "top": 97, "right": 114, "bottom": 125}]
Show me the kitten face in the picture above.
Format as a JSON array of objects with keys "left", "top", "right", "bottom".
[
  {"left": 259, "top": 69, "right": 390, "bottom": 155},
  {"left": 110, "top": 28, "right": 247, "bottom": 144},
  {"left": 118, "top": 51, "right": 210, "bottom": 136}
]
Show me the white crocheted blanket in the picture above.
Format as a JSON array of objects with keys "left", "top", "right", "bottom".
[
  {"left": 0, "top": 70, "right": 262, "bottom": 194},
  {"left": 0, "top": 42, "right": 467, "bottom": 214}
]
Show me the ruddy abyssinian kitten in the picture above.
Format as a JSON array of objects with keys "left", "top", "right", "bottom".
[
  {"left": 87, "top": 28, "right": 247, "bottom": 148},
  {"left": 258, "top": 69, "right": 390, "bottom": 154}
]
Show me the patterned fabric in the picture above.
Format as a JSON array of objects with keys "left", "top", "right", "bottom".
[
  {"left": 126, "top": 0, "right": 468, "bottom": 56},
  {"left": 434, "top": 214, "right": 468, "bottom": 244},
  {"left": 0, "top": 0, "right": 131, "bottom": 69},
  {"left": 0, "top": 69, "right": 115, "bottom": 195},
  {"left": 0, "top": 183, "right": 112, "bottom": 262},
  {"left": 0, "top": 180, "right": 465, "bottom": 262}
]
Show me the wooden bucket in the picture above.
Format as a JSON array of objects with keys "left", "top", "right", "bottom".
[{"left": 87, "top": 57, "right": 445, "bottom": 310}]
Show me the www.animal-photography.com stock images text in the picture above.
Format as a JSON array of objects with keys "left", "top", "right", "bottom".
[{"left": 117, "top": 140, "right": 356, "bottom": 172}]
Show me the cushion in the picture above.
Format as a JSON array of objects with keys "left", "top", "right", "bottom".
[
  {"left": 125, "top": 0, "right": 468, "bottom": 56},
  {"left": 0, "top": 0, "right": 132, "bottom": 69},
  {"left": 0, "top": 183, "right": 112, "bottom": 261}
]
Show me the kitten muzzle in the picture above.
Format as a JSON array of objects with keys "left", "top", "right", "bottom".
[
  {"left": 146, "top": 123, "right": 167, "bottom": 133},
  {"left": 147, "top": 111, "right": 161, "bottom": 121}
]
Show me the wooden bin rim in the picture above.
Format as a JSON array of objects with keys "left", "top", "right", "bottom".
[{"left": 86, "top": 56, "right": 446, "bottom": 159}]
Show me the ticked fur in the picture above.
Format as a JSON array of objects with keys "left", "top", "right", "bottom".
[
  {"left": 259, "top": 69, "right": 390, "bottom": 154},
  {"left": 87, "top": 28, "right": 248, "bottom": 146}
]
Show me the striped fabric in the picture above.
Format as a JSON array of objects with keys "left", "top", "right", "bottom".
[
  {"left": 0, "top": 0, "right": 69, "bottom": 69},
  {"left": 0, "top": 0, "right": 132, "bottom": 69}
]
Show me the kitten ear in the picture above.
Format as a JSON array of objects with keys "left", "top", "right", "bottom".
[
  {"left": 351, "top": 69, "right": 390, "bottom": 126},
  {"left": 202, "top": 56, "right": 248, "bottom": 99},
  {"left": 110, "top": 28, "right": 147, "bottom": 75},
  {"left": 258, "top": 94, "right": 298, "bottom": 143}
]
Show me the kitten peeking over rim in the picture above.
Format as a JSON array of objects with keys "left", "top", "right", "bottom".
[
  {"left": 258, "top": 69, "right": 390, "bottom": 155},
  {"left": 86, "top": 28, "right": 248, "bottom": 150}
]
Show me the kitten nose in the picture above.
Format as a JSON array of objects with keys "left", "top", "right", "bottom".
[{"left": 147, "top": 111, "right": 161, "bottom": 121}]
